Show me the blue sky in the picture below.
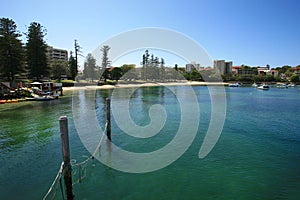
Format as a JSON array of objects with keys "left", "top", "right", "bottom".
[{"left": 2, "top": 0, "right": 300, "bottom": 69}]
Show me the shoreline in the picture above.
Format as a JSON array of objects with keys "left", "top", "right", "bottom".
[
  {"left": 0, "top": 82, "right": 228, "bottom": 103},
  {"left": 62, "top": 81, "right": 229, "bottom": 91}
]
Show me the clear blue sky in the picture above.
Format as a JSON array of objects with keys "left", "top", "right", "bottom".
[{"left": 2, "top": 0, "right": 300, "bottom": 69}]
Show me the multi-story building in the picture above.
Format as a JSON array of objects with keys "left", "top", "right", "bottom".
[
  {"left": 232, "top": 66, "right": 257, "bottom": 76},
  {"left": 47, "top": 46, "right": 68, "bottom": 63},
  {"left": 213, "top": 60, "right": 232, "bottom": 75},
  {"left": 185, "top": 63, "right": 201, "bottom": 72},
  {"left": 46, "top": 46, "right": 69, "bottom": 80},
  {"left": 186, "top": 63, "right": 201, "bottom": 72}
]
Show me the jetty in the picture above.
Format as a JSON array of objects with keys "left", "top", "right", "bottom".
[{"left": 0, "top": 81, "right": 63, "bottom": 103}]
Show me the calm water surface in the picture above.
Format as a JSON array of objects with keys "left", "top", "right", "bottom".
[{"left": 0, "top": 86, "right": 300, "bottom": 199}]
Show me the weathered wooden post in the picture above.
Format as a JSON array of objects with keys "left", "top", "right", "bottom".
[
  {"left": 106, "top": 98, "right": 111, "bottom": 141},
  {"left": 59, "top": 116, "right": 74, "bottom": 200}
]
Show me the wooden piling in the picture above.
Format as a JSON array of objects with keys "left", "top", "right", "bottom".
[
  {"left": 106, "top": 98, "right": 111, "bottom": 141},
  {"left": 59, "top": 116, "right": 74, "bottom": 200}
]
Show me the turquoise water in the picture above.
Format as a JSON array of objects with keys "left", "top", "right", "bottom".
[{"left": 1, "top": 86, "right": 300, "bottom": 199}]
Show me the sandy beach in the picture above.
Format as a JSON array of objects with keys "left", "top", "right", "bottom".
[{"left": 62, "top": 81, "right": 229, "bottom": 91}]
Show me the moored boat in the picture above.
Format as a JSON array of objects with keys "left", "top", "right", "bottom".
[
  {"left": 258, "top": 84, "right": 270, "bottom": 90},
  {"left": 34, "top": 95, "right": 55, "bottom": 101},
  {"left": 276, "top": 83, "right": 288, "bottom": 88},
  {"left": 229, "top": 82, "right": 241, "bottom": 87},
  {"left": 25, "top": 97, "right": 36, "bottom": 101}
]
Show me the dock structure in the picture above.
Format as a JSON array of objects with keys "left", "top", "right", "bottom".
[
  {"left": 56, "top": 98, "right": 111, "bottom": 199},
  {"left": 106, "top": 97, "right": 111, "bottom": 141},
  {"left": 59, "top": 116, "right": 74, "bottom": 200}
]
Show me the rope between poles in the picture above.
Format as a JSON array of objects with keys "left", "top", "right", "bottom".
[
  {"left": 42, "top": 122, "right": 108, "bottom": 199},
  {"left": 42, "top": 161, "right": 64, "bottom": 200},
  {"left": 71, "top": 122, "right": 108, "bottom": 167}
]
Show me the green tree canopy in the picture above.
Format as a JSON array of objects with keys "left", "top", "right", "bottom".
[
  {"left": 120, "top": 64, "right": 135, "bottom": 74},
  {"left": 275, "top": 65, "right": 292, "bottom": 74},
  {"left": 74, "top": 40, "right": 81, "bottom": 77},
  {"left": 26, "top": 22, "right": 48, "bottom": 81},
  {"left": 241, "top": 64, "right": 251, "bottom": 69},
  {"left": 101, "top": 45, "right": 111, "bottom": 82},
  {"left": 120, "top": 64, "right": 137, "bottom": 81},
  {"left": 50, "top": 60, "right": 67, "bottom": 82},
  {"left": 83, "top": 53, "right": 97, "bottom": 81},
  {"left": 141, "top": 50, "right": 165, "bottom": 81},
  {"left": 68, "top": 51, "right": 77, "bottom": 80},
  {"left": 0, "top": 18, "right": 24, "bottom": 82},
  {"left": 189, "top": 68, "right": 202, "bottom": 81},
  {"left": 290, "top": 74, "right": 299, "bottom": 83},
  {"left": 109, "top": 67, "right": 122, "bottom": 81}
]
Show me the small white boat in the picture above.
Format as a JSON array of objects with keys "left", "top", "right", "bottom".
[
  {"left": 32, "top": 94, "right": 55, "bottom": 101},
  {"left": 258, "top": 84, "right": 270, "bottom": 90},
  {"left": 35, "top": 96, "right": 55, "bottom": 101},
  {"left": 252, "top": 83, "right": 258, "bottom": 87},
  {"left": 229, "top": 82, "right": 241, "bottom": 87},
  {"left": 288, "top": 83, "right": 296, "bottom": 87},
  {"left": 25, "top": 97, "right": 36, "bottom": 101},
  {"left": 276, "top": 83, "right": 288, "bottom": 88}
]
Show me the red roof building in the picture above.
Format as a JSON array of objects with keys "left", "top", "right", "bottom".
[
  {"left": 292, "top": 67, "right": 300, "bottom": 75},
  {"left": 232, "top": 66, "right": 241, "bottom": 74}
]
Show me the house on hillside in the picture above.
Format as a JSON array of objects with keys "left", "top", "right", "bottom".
[
  {"left": 292, "top": 67, "right": 300, "bottom": 75},
  {"left": 232, "top": 66, "right": 241, "bottom": 75},
  {"left": 257, "top": 67, "right": 278, "bottom": 77},
  {"left": 232, "top": 66, "right": 256, "bottom": 76}
]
